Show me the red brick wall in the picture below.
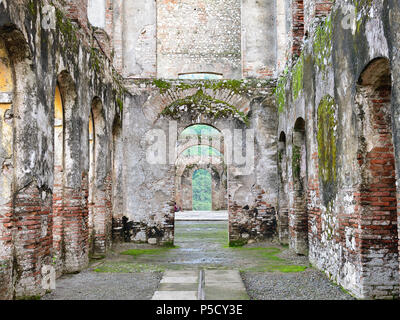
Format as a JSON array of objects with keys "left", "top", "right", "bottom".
[
  {"left": 229, "top": 187, "right": 277, "bottom": 245},
  {"left": 65, "top": 0, "right": 89, "bottom": 33},
  {"left": 292, "top": 0, "right": 305, "bottom": 58},
  {"left": 0, "top": 197, "right": 13, "bottom": 299},
  {"left": 13, "top": 184, "right": 52, "bottom": 297},
  {"left": 91, "top": 173, "right": 113, "bottom": 254},
  {"left": 357, "top": 84, "right": 399, "bottom": 298},
  {"left": 52, "top": 164, "right": 64, "bottom": 275},
  {"left": 315, "top": 1, "right": 333, "bottom": 19}
]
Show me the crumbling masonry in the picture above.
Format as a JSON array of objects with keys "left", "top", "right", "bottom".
[{"left": 0, "top": 0, "right": 399, "bottom": 300}]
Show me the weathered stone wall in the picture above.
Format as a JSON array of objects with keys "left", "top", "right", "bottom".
[
  {"left": 121, "top": 0, "right": 278, "bottom": 79},
  {"left": 0, "top": 0, "right": 122, "bottom": 299},
  {"left": 277, "top": 0, "right": 400, "bottom": 299},
  {"left": 157, "top": 0, "right": 241, "bottom": 79},
  {"left": 242, "top": 0, "right": 277, "bottom": 78}
]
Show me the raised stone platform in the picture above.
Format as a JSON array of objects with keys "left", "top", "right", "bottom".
[{"left": 175, "top": 210, "right": 228, "bottom": 221}]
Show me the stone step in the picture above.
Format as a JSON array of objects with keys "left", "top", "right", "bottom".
[{"left": 151, "top": 269, "right": 249, "bottom": 300}]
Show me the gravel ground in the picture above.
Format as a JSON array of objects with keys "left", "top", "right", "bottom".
[
  {"left": 242, "top": 270, "right": 355, "bottom": 300},
  {"left": 42, "top": 270, "right": 162, "bottom": 300}
]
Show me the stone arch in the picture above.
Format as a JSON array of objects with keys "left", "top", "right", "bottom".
[
  {"left": 143, "top": 88, "right": 251, "bottom": 124},
  {"left": 89, "top": 97, "right": 111, "bottom": 254},
  {"left": 290, "top": 117, "right": 308, "bottom": 255},
  {"left": 278, "top": 131, "right": 289, "bottom": 244},
  {"left": 356, "top": 57, "right": 399, "bottom": 298},
  {"left": 178, "top": 123, "right": 224, "bottom": 156}
]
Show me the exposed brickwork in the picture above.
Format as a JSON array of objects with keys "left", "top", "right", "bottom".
[
  {"left": 0, "top": 197, "right": 13, "bottom": 299},
  {"left": 91, "top": 173, "right": 113, "bottom": 254},
  {"left": 65, "top": 0, "right": 89, "bottom": 34},
  {"left": 229, "top": 188, "right": 277, "bottom": 244},
  {"left": 13, "top": 184, "right": 52, "bottom": 297},
  {"left": 52, "top": 164, "right": 64, "bottom": 275},
  {"left": 314, "top": 1, "right": 333, "bottom": 19},
  {"left": 357, "top": 85, "right": 399, "bottom": 298},
  {"left": 292, "top": 0, "right": 305, "bottom": 58}
]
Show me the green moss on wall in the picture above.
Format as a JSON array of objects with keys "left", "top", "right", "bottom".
[
  {"left": 292, "top": 145, "right": 301, "bottom": 179},
  {"left": 55, "top": 8, "right": 79, "bottom": 52},
  {"left": 153, "top": 79, "right": 172, "bottom": 94},
  {"left": 292, "top": 54, "right": 304, "bottom": 101},
  {"left": 313, "top": 15, "right": 333, "bottom": 77},
  {"left": 275, "top": 71, "right": 288, "bottom": 113},
  {"left": 317, "top": 95, "right": 338, "bottom": 202}
]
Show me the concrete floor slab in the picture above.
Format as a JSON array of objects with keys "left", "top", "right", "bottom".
[
  {"left": 205, "top": 285, "right": 249, "bottom": 300},
  {"left": 158, "top": 283, "right": 199, "bottom": 291},
  {"left": 205, "top": 270, "right": 243, "bottom": 283},
  {"left": 161, "top": 276, "right": 198, "bottom": 284},
  {"left": 163, "top": 270, "right": 199, "bottom": 277}
]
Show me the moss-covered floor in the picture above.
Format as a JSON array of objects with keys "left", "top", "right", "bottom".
[{"left": 93, "top": 221, "right": 310, "bottom": 273}]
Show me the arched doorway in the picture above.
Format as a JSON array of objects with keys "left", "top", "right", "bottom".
[
  {"left": 356, "top": 58, "right": 399, "bottom": 298},
  {"left": 174, "top": 124, "right": 228, "bottom": 247},
  {"left": 192, "top": 168, "right": 212, "bottom": 211}
]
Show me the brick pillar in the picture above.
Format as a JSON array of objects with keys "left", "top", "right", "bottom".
[
  {"left": 92, "top": 173, "right": 112, "bottom": 254},
  {"left": 358, "top": 86, "right": 399, "bottom": 298},
  {"left": 0, "top": 198, "right": 13, "bottom": 299},
  {"left": 13, "top": 184, "right": 52, "bottom": 297},
  {"left": 290, "top": 129, "right": 308, "bottom": 255},
  {"left": 52, "top": 163, "right": 64, "bottom": 276},
  {"left": 63, "top": 183, "right": 89, "bottom": 272}
]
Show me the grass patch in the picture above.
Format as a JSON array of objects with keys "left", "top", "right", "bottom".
[
  {"left": 228, "top": 246, "right": 286, "bottom": 262},
  {"left": 228, "top": 239, "right": 248, "bottom": 247},
  {"left": 16, "top": 295, "right": 42, "bottom": 300},
  {"left": 120, "top": 247, "right": 176, "bottom": 257},
  {"left": 264, "top": 265, "right": 308, "bottom": 273}
]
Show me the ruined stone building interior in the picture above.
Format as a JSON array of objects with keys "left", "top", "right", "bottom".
[{"left": 0, "top": 0, "right": 399, "bottom": 301}]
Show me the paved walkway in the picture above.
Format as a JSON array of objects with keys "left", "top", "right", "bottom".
[
  {"left": 43, "top": 220, "right": 353, "bottom": 300},
  {"left": 152, "top": 270, "right": 249, "bottom": 300},
  {"left": 175, "top": 210, "right": 228, "bottom": 221}
]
